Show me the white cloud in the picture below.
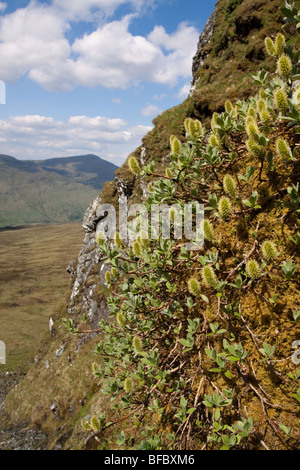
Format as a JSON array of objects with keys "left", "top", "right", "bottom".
[
  {"left": 0, "top": 114, "right": 153, "bottom": 166},
  {"left": 70, "top": 15, "right": 163, "bottom": 89},
  {"left": 68, "top": 115, "right": 126, "bottom": 131},
  {"left": 0, "top": 2, "right": 199, "bottom": 92},
  {"left": 153, "top": 93, "right": 166, "bottom": 101},
  {"left": 0, "top": 3, "right": 71, "bottom": 87},
  {"left": 0, "top": 2, "right": 6, "bottom": 13},
  {"left": 141, "top": 104, "right": 162, "bottom": 117},
  {"left": 177, "top": 82, "right": 191, "bottom": 99},
  {"left": 147, "top": 22, "right": 199, "bottom": 85},
  {"left": 52, "top": 0, "right": 153, "bottom": 22}
]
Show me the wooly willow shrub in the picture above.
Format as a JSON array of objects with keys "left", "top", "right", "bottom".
[{"left": 63, "top": 2, "right": 300, "bottom": 451}]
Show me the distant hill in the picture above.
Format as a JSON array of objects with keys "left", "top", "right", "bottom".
[{"left": 0, "top": 154, "right": 118, "bottom": 227}]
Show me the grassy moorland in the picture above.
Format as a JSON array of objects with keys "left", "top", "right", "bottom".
[
  {"left": 0, "top": 223, "right": 84, "bottom": 370},
  {"left": 0, "top": 154, "right": 118, "bottom": 227}
]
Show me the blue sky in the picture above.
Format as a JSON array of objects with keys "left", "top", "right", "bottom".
[{"left": 0, "top": 0, "right": 215, "bottom": 166}]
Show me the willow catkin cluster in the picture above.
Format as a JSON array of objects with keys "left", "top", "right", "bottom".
[
  {"left": 184, "top": 117, "right": 203, "bottom": 140},
  {"left": 111, "top": 266, "right": 119, "bottom": 278},
  {"left": 123, "top": 377, "right": 134, "bottom": 393},
  {"left": 132, "top": 335, "right": 143, "bottom": 354},
  {"left": 92, "top": 362, "right": 99, "bottom": 374},
  {"left": 275, "top": 33, "right": 286, "bottom": 55},
  {"left": 209, "top": 133, "right": 222, "bottom": 149},
  {"left": 277, "top": 54, "right": 292, "bottom": 80},
  {"left": 265, "top": 33, "right": 286, "bottom": 56},
  {"left": 275, "top": 138, "right": 293, "bottom": 161},
  {"left": 246, "top": 138, "right": 264, "bottom": 159},
  {"left": 247, "top": 106, "right": 257, "bottom": 120},
  {"left": 259, "top": 88, "right": 267, "bottom": 99},
  {"left": 211, "top": 112, "right": 218, "bottom": 129},
  {"left": 245, "top": 116, "right": 260, "bottom": 142},
  {"left": 128, "top": 156, "right": 141, "bottom": 175},
  {"left": 218, "top": 196, "right": 232, "bottom": 219},
  {"left": 265, "top": 36, "right": 276, "bottom": 56},
  {"left": 209, "top": 113, "right": 223, "bottom": 148},
  {"left": 203, "top": 219, "right": 215, "bottom": 243},
  {"left": 187, "top": 277, "right": 201, "bottom": 296},
  {"left": 90, "top": 416, "right": 102, "bottom": 432},
  {"left": 256, "top": 90, "right": 270, "bottom": 122},
  {"left": 257, "top": 97, "right": 267, "bottom": 114},
  {"left": 114, "top": 231, "right": 123, "bottom": 249},
  {"left": 259, "top": 108, "right": 271, "bottom": 124},
  {"left": 274, "top": 88, "right": 289, "bottom": 114},
  {"left": 132, "top": 239, "right": 142, "bottom": 257},
  {"left": 225, "top": 100, "right": 235, "bottom": 114},
  {"left": 96, "top": 230, "right": 106, "bottom": 246},
  {"left": 261, "top": 240, "right": 278, "bottom": 263},
  {"left": 169, "top": 206, "right": 178, "bottom": 222},
  {"left": 223, "top": 174, "right": 237, "bottom": 199},
  {"left": 105, "top": 270, "right": 111, "bottom": 284},
  {"left": 170, "top": 135, "right": 182, "bottom": 154},
  {"left": 202, "top": 266, "right": 217, "bottom": 289},
  {"left": 117, "top": 312, "right": 126, "bottom": 327},
  {"left": 134, "top": 232, "right": 150, "bottom": 252}
]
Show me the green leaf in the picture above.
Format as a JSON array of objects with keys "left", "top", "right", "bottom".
[
  {"left": 205, "top": 348, "right": 217, "bottom": 361},
  {"left": 279, "top": 424, "right": 291, "bottom": 435},
  {"left": 224, "top": 370, "right": 233, "bottom": 379},
  {"left": 180, "top": 396, "right": 187, "bottom": 409}
]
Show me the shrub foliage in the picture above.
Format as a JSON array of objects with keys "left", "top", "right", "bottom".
[{"left": 70, "top": 2, "right": 300, "bottom": 450}]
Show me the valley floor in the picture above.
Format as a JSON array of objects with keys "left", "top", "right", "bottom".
[
  {"left": 0, "top": 222, "right": 84, "bottom": 370},
  {"left": 0, "top": 223, "right": 85, "bottom": 449}
]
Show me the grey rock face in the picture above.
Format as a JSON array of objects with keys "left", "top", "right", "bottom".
[
  {"left": 67, "top": 204, "right": 108, "bottom": 328},
  {"left": 65, "top": 170, "right": 135, "bottom": 344}
]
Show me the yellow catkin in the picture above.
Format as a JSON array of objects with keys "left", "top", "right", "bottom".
[
  {"left": 274, "top": 88, "right": 288, "bottom": 114},
  {"left": 246, "top": 259, "right": 261, "bottom": 280},
  {"left": 132, "top": 335, "right": 143, "bottom": 354},
  {"left": 218, "top": 196, "right": 232, "bottom": 218},
  {"left": 188, "top": 277, "right": 201, "bottom": 296},
  {"left": 170, "top": 135, "right": 182, "bottom": 154},
  {"left": 223, "top": 174, "right": 237, "bottom": 198},
  {"left": 261, "top": 240, "right": 278, "bottom": 262},
  {"left": 277, "top": 54, "right": 292, "bottom": 79},
  {"left": 203, "top": 220, "right": 215, "bottom": 242},
  {"left": 202, "top": 266, "right": 217, "bottom": 289},
  {"left": 128, "top": 156, "right": 141, "bottom": 175}
]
